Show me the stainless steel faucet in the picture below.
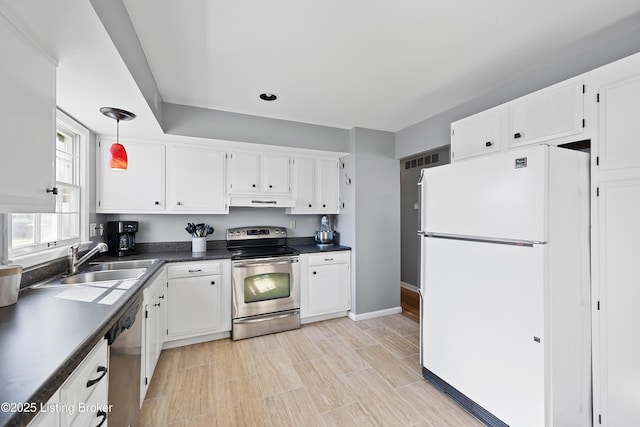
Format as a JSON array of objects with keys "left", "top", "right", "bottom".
[{"left": 67, "top": 242, "right": 108, "bottom": 275}]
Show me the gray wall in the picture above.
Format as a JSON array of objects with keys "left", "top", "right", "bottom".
[
  {"left": 395, "top": 12, "right": 640, "bottom": 159},
  {"left": 339, "top": 128, "right": 400, "bottom": 315},
  {"left": 400, "top": 147, "right": 449, "bottom": 288}
]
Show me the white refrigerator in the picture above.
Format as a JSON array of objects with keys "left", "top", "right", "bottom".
[{"left": 418, "top": 145, "right": 591, "bottom": 427}]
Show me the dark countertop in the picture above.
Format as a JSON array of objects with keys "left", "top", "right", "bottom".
[
  {"left": 289, "top": 243, "right": 351, "bottom": 254},
  {"left": 0, "top": 243, "right": 350, "bottom": 426}
]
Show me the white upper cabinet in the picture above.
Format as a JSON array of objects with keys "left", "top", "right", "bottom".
[
  {"left": 316, "top": 159, "right": 340, "bottom": 213},
  {"left": 451, "top": 107, "right": 501, "bottom": 162},
  {"left": 97, "top": 140, "right": 165, "bottom": 212},
  {"left": 288, "top": 158, "right": 340, "bottom": 214},
  {"left": 227, "top": 152, "right": 294, "bottom": 207},
  {"left": 167, "top": 145, "right": 227, "bottom": 213},
  {"left": 261, "top": 155, "right": 291, "bottom": 194},
  {"left": 0, "top": 14, "right": 56, "bottom": 213},
  {"left": 228, "top": 152, "right": 260, "bottom": 193},
  {"left": 597, "top": 75, "right": 640, "bottom": 172},
  {"left": 290, "top": 158, "right": 315, "bottom": 213},
  {"left": 508, "top": 80, "right": 584, "bottom": 147}
]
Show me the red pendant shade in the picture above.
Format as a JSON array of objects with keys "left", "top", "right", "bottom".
[
  {"left": 109, "top": 142, "right": 128, "bottom": 170},
  {"left": 100, "top": 107, "right": 136, "bottom": 171}
]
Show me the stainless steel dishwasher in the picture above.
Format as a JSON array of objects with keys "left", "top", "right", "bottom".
[{"left": 106, "top": 295, "right": 142, "bottom": 427}]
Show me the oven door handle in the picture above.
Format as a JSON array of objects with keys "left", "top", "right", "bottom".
[
  {"left": 233, "top": 257, "right": 299, "bottom": 268},
  {"left": 234, "top": 310, "right": 300, "bottom": 324}
]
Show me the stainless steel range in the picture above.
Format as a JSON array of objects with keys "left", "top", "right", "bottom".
[{"left": 228, "top": 226, "right": 300, "bottom": 340}]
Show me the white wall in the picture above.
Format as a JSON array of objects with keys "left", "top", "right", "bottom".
[
  {"left": 339, "top": 128, "right": 400, "bottom": 315},
  {"left": 112, "top": 208, "right": 326, "bottom": 243}
]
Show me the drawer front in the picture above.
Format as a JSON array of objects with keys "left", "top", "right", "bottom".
[
  {"left": 59, "top": 339, "right": 108, "bottom": 426},
  {"left": 69, "top": 379, "right": 108, "bottom": 427},
  {"left": 167, "top": 261, "right": 221, "bottom": 279},
  {"left": 308, "top": 251, "right": 350, "bottom": 267}
]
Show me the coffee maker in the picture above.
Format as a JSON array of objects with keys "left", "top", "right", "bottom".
[{"left": 106, "top": 221, "right": 138, "bottom": 256}]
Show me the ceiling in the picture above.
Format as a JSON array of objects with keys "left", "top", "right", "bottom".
[{"left": 2, "top": 0, "right": 640, "bottom": 140}]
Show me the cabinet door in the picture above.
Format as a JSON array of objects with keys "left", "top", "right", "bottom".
[
  {"left": 167, "top": 145, "right": 227, "bottom": 212},
  {"left": 167, "top": 275, "right": 221, "bottom": 338},
  {"left": 142, "top": 273, "right": 165, "bottom": 400},
  {"left": 228, "top": 152, "right": 259, "bottom": 193},
  {"left": 307, "top": 254, "right": 350, "bottom": 316},
  {"left": 596, "top": 180, "right": 640, "bottom": 426},
  {"left": 451, "top": 108, "right": 501, "bottom": 162},
  {"left": 316, "top": 159, "right": 339, "bottom": 213},
  {"left": 0, "top": 15, "right": 56, "bottom": 213},
  {"left": 98, "top": 140, "right": 165, "bottom": 212},
  {"left": 597, "top": 75, "right": 640, "bottom": 172},
  {"left": 262, "top": 155, "right": 290, "bottom": 194},
  {"left": 508, "top": 80, "right": 584, "bottom": 147},
  {"left": 290, "top": 158, "right": 316, "bottom": 213},
  {"left": 28, "top": 393, "right": 60, "bottom": 427}
]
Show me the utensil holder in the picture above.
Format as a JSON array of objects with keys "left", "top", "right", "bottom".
[{"left": 192, "top": 237, "right": 206, "bottom": 253}]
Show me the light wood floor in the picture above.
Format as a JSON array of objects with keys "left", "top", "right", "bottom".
[{"left": 139, "top": 314, "right": 483, "bottom": 426}]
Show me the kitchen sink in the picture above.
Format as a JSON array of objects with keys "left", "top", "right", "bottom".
[
  {"left": 32, "top": 268, "right": 148, "bottom": 288},
  {"left": 88, "top": 259, "right": 159, "bottom": 271},
  {"left": 58, "top": 268, "right": 147, "bottom": 284}
]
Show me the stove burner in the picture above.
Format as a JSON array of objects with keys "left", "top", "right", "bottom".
[{"left": 227, "top": 226, "right": 297, "bottom": 260}]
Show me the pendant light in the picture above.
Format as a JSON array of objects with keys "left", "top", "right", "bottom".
[{"left": 100, "top": 107, "right": 136, "bottom": 170}]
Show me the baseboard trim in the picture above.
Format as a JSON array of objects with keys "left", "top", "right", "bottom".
[
  {"left": 401, "top": 282, "right": 418, "bottom": 292},
  {"left": 301, "top": 311, "right": 349, "bottom": 324},
  {"left": 348, "top": 306, "right": 402, "bottom": 321},
  {"left": 162, "top": 331, "right": 230, "bottom": 349}
]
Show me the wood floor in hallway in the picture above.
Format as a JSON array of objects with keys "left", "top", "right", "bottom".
[{"left": 139, "top": 314, "right": 483, "bottom": 426}]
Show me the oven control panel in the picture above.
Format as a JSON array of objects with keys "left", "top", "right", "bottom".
[{"left": 227, "top": 226, "right": 287, "bottom": 240}]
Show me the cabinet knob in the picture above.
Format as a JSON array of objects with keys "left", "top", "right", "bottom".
[
  {"left": 159, "top": 295, "right": 164, "bottom": 299},
  {"left": 252, "top": 184, "right": 256, "bottom": 188},
  {"left": 211, "top": 280, "right": 216, "bottom": 285},
  {"left": 46, "top": 187, "right": 58, "bottom": 195},
  {"left": 154, "top": 201, "right": 160, "bottom": 205},
  {"left": 312, "top": 271, "right": 317, "bottom": 275},
  {"left": 514, "top": 132, "right": 522, "bottom": 139},
  {"left": 485, "top": 141, "right": 492, "bottom": 147},
  {"left": 323, "top": 204, "right": 326, "bottom": 208},
  {"left": 177, "top": 201, "right": 182, "bottom": 206},
  {"left": 308, "top": 204, "right": 312, "bottom": 208},
  {"left": 269, "top": 184, "right": 273, "bottom": 188}
]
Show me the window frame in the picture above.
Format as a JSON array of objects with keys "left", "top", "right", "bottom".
[{"left": 3, "top": 109, "right": 90, "bottom": 267}]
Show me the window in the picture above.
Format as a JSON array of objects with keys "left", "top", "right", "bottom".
[{"left": 6, "top": 110, "right": 89, "bottom": 263}]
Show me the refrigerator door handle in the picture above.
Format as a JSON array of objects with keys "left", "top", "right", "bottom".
[{"left": 422, "top": 232, "right": 546, "bottom": 247}]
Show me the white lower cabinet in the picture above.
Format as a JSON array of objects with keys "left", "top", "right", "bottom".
[
  {"left": 300, "top": 251, "right": 351, "bottom": 320},
  {"left": 28, "top": 393, "right": 60, "bottom": 427},
  {"left": 58, "top": 339, "right": 109, "bottom": 427},
  {"left": 165, "top": 260, "right": 231, "bottom": 341},
  {"left": 141, "top": 270, "right": 166, "bottom": 401}
]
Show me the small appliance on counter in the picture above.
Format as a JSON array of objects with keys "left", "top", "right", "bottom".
[
  {"left": 106, "top": 221, "right": 138, "bottom": 257},
  {"left": 314, "top": 215, "right": 334, "bottom": 246},
  {"left": 0, "top": 265, "right": 22, "bottom": 307}
]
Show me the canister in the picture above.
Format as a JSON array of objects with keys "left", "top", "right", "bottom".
[{"left": 0, "top": 265, "right": 22, "bottom": 307}]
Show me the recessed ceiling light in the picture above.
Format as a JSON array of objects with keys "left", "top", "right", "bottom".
[{"left": 259, "top": 93, "right": 278, "bottom": 101}]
